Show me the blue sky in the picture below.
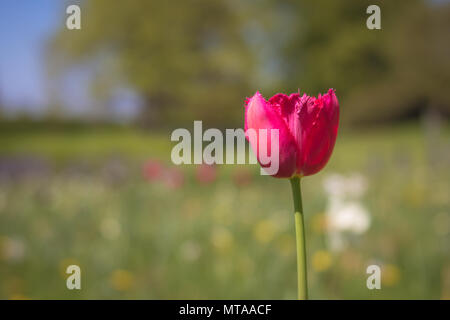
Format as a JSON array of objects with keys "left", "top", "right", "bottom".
[
  {"left": 1, "top": 0, "right": 447, "bottom": 118},
  {"left": 0, "top": 0, "right": 64, "bottom": 114},
  {"left": 0, "top": 0, "right": 140, "bottom": 120}
]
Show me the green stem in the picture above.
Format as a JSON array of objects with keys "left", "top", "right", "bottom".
[{"left": 290, "top": 177, "right": 308, "bottom": 300}]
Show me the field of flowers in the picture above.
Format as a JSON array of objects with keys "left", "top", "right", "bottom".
[{"left": 0, "top": 123, "right": 449, "bottom": 299}]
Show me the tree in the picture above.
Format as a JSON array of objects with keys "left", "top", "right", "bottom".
[
  {"left": 49, "top": 0, "right": 450, "bottom": 127},
  {"left": 49, "top": 0, "right": 255, "bottom": 128},
  {"left": 280, "top": 0, "right": 450, "bottom": 124}
]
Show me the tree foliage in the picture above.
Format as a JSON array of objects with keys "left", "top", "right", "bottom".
[{"left": 50, "top": 0, "right": 450, "bottom": 127}]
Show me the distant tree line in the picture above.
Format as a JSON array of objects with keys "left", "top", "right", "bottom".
[{"left": 49, "top": 0, "right": 450, "bottom": 128}]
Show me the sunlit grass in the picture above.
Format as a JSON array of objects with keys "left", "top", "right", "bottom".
[{"left": 0, "top": 122, "right": 448, "bottom": 299}]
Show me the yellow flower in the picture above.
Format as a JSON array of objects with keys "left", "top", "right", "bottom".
[
  {"left": 253, "top": 219, "right": 277, "bottom": 244},
  {"left": 312, "top": 250, "right": 332, "bottom": 272},
  {"left": 110, "top": 269, "right": 134, "bottom": 292},
  {"left": 211, "top": 227, "right": 234, "bottom": 253},
  {"left": 383, "top": 264, "right": 401, "bottom": 287}
]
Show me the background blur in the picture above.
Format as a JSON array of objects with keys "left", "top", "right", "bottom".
[{"left": 0, "top": 0, "right": 449, "bottom": 299}]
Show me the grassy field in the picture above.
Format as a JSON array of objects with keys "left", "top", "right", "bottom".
[{"left": 0, "top": 122, "right": 449, "bottom": 299}]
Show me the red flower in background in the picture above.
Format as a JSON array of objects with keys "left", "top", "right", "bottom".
[
  {"left": 142, "top": 159, "right": 185, "bottom": 189},
  {"left": 195, "top": 164, "right": 217, "bottom": 185},
  {"left": 142, "top": 160, "right": 164, "bottom": 181}
]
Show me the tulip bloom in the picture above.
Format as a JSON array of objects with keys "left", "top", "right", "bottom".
[
  {"left": 245, "top": 89, "right": 339, "bottom": 178},
  {"left": 244, "top": 89, "right": 339, "bottom": 300}
]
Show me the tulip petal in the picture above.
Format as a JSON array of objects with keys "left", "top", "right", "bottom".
[
  {"left": 298, "top": 89, "right": 339, "bottom": 176},
  {"left": 245, "top": 92, "right": 298, "bottom": 178}
]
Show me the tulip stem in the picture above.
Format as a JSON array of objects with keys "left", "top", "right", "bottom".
[{"left": 290, "top": 176, "right": 308, "bottom": 300}]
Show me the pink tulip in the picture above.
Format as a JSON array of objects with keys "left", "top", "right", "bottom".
[{"left": 244, "top": 89, "right": 339, "bottom": 178}]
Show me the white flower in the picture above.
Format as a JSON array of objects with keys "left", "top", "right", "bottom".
[
  {"left": 323, "top": 172, "right": 371, "bottom": 252},
  {"left": 323, "top": 174, "right": 347, "bottom": 198},
  {"left": 1, "top": 237, "right": 25, "bottom": 263},
  {"left": 346, "top": 173, "right": 368, "bottom": 198},
  {"left": 323, "top": 173, "right": 368, "bottom": 199},
  {"left": 180, "top": 241, "right": 201, "bottom": 262},
  {"left": 327, "top": 199, "right": 371, "bottom": 234}
]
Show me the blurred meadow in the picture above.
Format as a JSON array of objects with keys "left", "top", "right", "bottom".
[{"left": 0, "top": 0, "right": 449, "bottom": 299}]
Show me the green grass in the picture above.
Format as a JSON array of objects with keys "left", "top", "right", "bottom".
[
  {"left": 0, "top": 122, "right": 448, "bottom": 299},
  {"left": 0, "top": 125, "right": 171, "bottom": 163}
]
